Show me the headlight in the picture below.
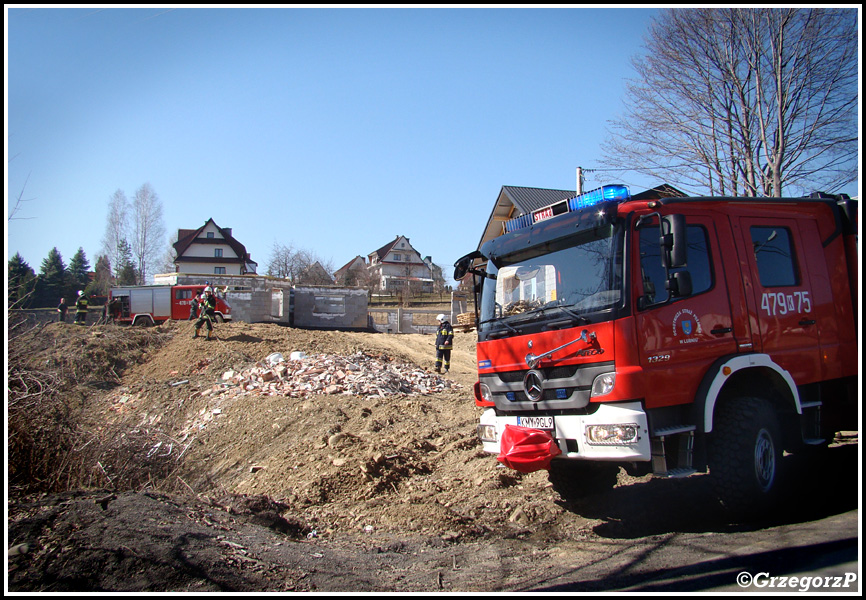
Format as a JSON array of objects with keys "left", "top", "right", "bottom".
[
  {"left": 590, "top": 372, "right": 616, "bottom": 397},
  {"left": 586, "top": 424, "right": 638, "bottom": 445},
  {"left": 477, "top": 424, "right": 497, "bottom": 443},
  {"left": 474, "top": 382, "right": 494, "bottom": 407}
]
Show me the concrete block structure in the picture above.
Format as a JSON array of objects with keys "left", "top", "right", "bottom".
[{"left": 154, "top": 273, "right": 368, "bottom": 329}]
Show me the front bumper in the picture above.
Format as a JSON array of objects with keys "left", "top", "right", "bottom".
[{"left": 478, "top": 401, "right": 651, "bottom": 462}]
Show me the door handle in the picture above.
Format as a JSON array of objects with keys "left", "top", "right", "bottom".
[
  {"left": 799, "top": 319, "right": 816, "bottom": 326},
  {"left": 710, "top": 327, "right": 733, "bottom": 335}
]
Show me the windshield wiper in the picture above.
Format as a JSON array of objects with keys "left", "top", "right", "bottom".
[
  {"left": 523, "top": 302, "right": 591, "bottom": 325},
  {"left": 480, "top": 318, "right": 520, "bottom": 335}
]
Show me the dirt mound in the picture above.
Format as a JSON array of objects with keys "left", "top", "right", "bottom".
[
  {"left": 7, "top": 319, "right": 860, "bottom": 592},
  {"left": 8, "top": 320, "right": 577, "bottom": 591}
]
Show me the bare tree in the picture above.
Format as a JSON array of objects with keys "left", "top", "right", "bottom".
[
  {"left": 267, "top": 241, "right": 295, "bottom": 280},
  {"left": 602, "top": 8, "right": 858, "bottom": 197},
  {"left": 101, "top": 189, "right": 130, "bottom": 276},
  {"left": 267, "top": 241, "right": 333, "bottom": 285},
  {"left": 158, "top": 231, "right": 179, "bottom": 275},
  {"left": 130, "top": 183, "right": 166, "bottom": 285}
]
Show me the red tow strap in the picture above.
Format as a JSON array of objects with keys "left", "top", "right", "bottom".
[{"left": 497, "top": 425, "right": 562, "bottom": 473}]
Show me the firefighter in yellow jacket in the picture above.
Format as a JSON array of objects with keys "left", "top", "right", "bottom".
[
  {"left": 193, "top": 287, "right": 217, "bottom": 340},
  {"left": 74, "top": 291, "right": 88, "bottom": 325},
  {"left": 434, "top": 314, "right": 454, "bottom": 373}
]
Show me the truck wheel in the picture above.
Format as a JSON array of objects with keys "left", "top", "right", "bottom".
[
  {"left": 708, "top": 396, "right": 783, "bottom": 517},
  {"left": 548, "top": 461, "right": 619, "bottom": 499},
  {"left": 215, "top": 314, "right": 224, "bottom": 323}
]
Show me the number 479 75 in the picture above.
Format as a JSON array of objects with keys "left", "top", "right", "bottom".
[{"left": 761, "top": 290, "right": 811, "bottom": 316}]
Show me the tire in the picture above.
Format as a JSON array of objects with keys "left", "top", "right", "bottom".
[
  {"left": 708, "top": 396, "right": 783, "bottom": 517},
  {"left": 215, "top": 314, "right": 224, "bottom": 323}
]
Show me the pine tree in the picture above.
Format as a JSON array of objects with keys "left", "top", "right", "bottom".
[
  {"left": 37, "top": 248, "right": 67, "bottom": 308},
  {"left": 116, "top": 239, "right": 138, "bottom": 286},
  {"left": 67, "top": 247, "right": 91, "bottom": 299},
  {"left": 88, "top": 255, "right": 113, "bottom": 297},
  {"left": 8, "top": 252, "right": 37, "bottom": 308}
]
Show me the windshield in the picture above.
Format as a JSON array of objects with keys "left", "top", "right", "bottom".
[{"left": 479, "top": 224, "right": 623, "bottom": 330}]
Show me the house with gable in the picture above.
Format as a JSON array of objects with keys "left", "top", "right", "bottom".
[
  {"left": 172, "top": 218, "right": 257, "bottom": 276},
  {"left": 297, "top": 261, "right": 334, "bottom": 285},
  {"left": 334, "top": 255, "right": 369, "bottom": 287},
  {"left": 368, "top": 235, "right": 434, "bottom": 294}
]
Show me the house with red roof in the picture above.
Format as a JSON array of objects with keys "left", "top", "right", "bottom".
[{"left": 172, "top": 218, "right": 257, "bottom": 276}]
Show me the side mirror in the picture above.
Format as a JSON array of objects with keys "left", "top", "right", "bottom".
[
  {"left": 667, "top": 270, "right": 693, "bottom": 298},
  {"left": 660, "top": 214, "right": 687, "bottom": 269},
  {"left": 454, "top": 251, "right": 483, "bottom": 281}
]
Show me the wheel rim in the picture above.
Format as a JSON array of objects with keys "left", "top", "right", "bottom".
[{"left": 754, "top": 428, "right": 776, "bottom": 491}]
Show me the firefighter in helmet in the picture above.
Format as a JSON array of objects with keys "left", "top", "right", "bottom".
[
  {"left": 434, "top": 313, "right": 454, "bottom": 373},
  {"left": 193, "top": 287, "right": 218, "bottom": 340},
  {"left": 74, "top": 290, "right": 89, "bottom": 325}
]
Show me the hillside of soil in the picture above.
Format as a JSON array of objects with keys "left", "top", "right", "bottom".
[{"left": 7, "top": 319, "right": 859, "bottom": 593}]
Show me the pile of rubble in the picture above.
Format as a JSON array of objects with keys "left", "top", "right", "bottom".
[{"left": 210, "top": 351, "right": 459, "bottom": 399}]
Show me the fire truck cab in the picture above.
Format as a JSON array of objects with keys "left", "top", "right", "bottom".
[{"left": 455, "top": 185, "right": 858, "bottom": 514}]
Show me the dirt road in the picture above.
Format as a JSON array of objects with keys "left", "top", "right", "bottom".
[{"left": 6, "top": 320, "right": 860, "bottom": 592}]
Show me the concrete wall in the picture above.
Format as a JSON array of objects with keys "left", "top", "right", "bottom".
[
  {"left": 154, "top": 273, "right": 369, "bottom": 329},
  {"left": 10, "top": 309, "right": 103, "bottom": 328},
  {"left": 291, "top": 286, "right": 369, "bottom": 330}
]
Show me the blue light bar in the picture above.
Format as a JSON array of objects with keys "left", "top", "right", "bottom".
[
  {"left": 503, "top": 185, "right": 630, "bottom": 233},
  {"left": 568, "top": 184, "right": 630, "bottom": 211}
]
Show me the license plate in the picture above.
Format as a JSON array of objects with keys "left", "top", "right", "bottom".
[{"left": 517, "top": 416, "right": 554, "bottom": 430}]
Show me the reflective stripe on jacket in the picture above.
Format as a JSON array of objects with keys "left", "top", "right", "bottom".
[{"left": 436, "top": 321, "right": 454, "bottom": 349}]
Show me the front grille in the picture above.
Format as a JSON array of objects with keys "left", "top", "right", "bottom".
[{"left": 496, "top": 365, "right": 578, "bottom": 384}]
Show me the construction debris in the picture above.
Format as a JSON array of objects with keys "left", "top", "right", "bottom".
[{"left": 213, "top": 351, "right": 459, "bottom": 399}]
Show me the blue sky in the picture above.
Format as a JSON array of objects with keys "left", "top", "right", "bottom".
[{"left": 10, "top": 6, "right": 685, "bottom": 283}]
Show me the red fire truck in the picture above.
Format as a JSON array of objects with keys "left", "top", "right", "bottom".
[
  {"left": 454, "top": 185, "right": 858, "bottom": 515},
  {"left": 108, "top": 284, "right": 232, "bottom": 326}
]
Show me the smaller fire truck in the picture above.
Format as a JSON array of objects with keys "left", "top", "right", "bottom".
[
  {"left": 108, "top": 284, "right": 232, "bottom": 326},
  {"left": 455, "top": 185, "right": 858, "bottom": 515}
]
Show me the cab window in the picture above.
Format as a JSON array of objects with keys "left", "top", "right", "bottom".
[
  {"left": 639, "top": 224, "right": 712, "bottom": 306},
  {"left": 750, "top": 226, "right": 798, "bottom": 287}
]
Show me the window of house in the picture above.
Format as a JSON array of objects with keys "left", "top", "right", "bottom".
[
  {"left": 750, "top": 226, "right": 798, "bottom": 287},
  {"left": 214, "top": 267, "right": 226, "bottom": 274},
  {"left": 207, "top": 232, "right": 215, "bottom": 239},
  {"left": 393, "top": 253, "right": 401, "bottom": 261},
  {"left": 214, "top": 248, "right": 223, "bottom": 258}
]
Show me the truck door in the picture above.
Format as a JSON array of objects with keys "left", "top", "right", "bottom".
[
  {"left": 738, "top": 217, "right": 823, "bottom": 385},
  {"left": 634, "top": 214, "right": 738, "bottom": 409}
]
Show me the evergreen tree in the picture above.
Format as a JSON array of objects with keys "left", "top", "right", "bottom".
[
  {"left": 8, "top": 252, "right": 37, "bottom": 308},
  {"left": 87, "top": 255, "right": 113, "bottom": 297},
  {"left": 67, "top": 247, "right": 91, "bottom": 299},
  {"left": 116, "top": 239, "right": 138, "bottom": 286},
  {"left": 37, "top": 248, "right": 67, "bottom": 308}
]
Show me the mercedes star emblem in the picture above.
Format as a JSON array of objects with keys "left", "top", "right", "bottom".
[{"left": 523, "top": 369, "right": 544, "bottom": 402}]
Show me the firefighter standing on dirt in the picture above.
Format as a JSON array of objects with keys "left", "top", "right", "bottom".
[
  {"left": 57, "top": 297, "right": 68, "bottom": 322},
  {"left": 193, "top": 287, "right": 217, "bottom": 340},
  {"left": 434, "top": 313, "right": 453, "bottom": 373},
  {"left": 74, "top": 291, "right": 88, "bottom": 325}
]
